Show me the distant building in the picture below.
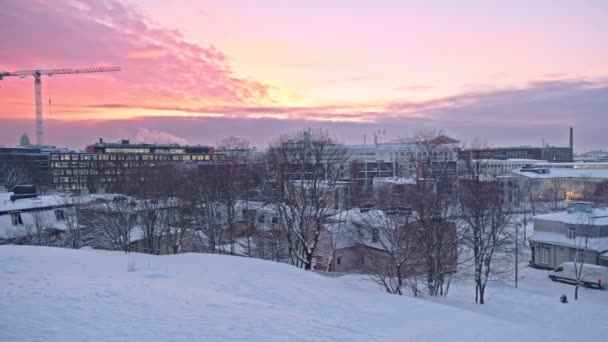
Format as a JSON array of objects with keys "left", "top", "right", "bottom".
[
  {"left": 530, "top": 202, "right": 608, "bottom": 269},
  {"left": 502, "top": 165, "right": 608, "bottom": 204},
  {"left": 467, "top": 159, "right": 545, "bottom": 176},
  {"left": 463, "top": 146, "right": 573, "bottom": 163},
  {"left": 346, "top": 138, "right": 460, "bottom": 188},
  {"left": 49, "top": 139, "right": 224, "bottom": 193}
]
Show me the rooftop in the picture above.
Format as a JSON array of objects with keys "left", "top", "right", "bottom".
[
  {"left": 530, "top": 231, "right": 608, "bottom": 252},
  {"left": 533, "top": 208, "right": 608, "bottom": 226},
  {"left": 510, "top": 168, "right": 608, "bottom": 179}
]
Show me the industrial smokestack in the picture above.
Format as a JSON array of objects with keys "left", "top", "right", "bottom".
[{"left": 569, "top": 127, "right": 573, "bottom": 149}]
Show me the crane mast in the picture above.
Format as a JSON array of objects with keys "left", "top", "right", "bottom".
[{"left": 0, "top": 66, "right": 120, "bottom": 146}]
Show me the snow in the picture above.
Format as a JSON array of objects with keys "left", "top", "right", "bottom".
[
  {"left": 1, "top": 246, "right": 606, "bottom": 342},
  {"left": 0, "top": 193, "right": 68, "bottom": 213},
  {"left": 530, "top": 231, "right": 608, "bottom": 252},
  {"left": 510, "top": 167, "right": 608, "bottom": 179},
  {"left": 534, "top": 208, "right": 608, "bottom": 226}
]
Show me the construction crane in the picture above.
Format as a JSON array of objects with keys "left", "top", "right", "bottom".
[{"left": 0, "top": 66, "right": 120, "bottom": 146}]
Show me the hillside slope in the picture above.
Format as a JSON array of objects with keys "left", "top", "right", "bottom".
[{"left": 0, "top": 246, "right": 603, "bottom": 342}]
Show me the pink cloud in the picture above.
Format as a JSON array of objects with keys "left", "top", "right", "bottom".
[{"left": 0, "top": 0, "right": 271, "bottom": 120}]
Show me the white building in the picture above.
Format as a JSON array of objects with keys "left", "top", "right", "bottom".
[
  {"left": 502, "top": 166, "right": 608, "bottom": 204},
  {"left": 346, "top": 140, "right": 459, "bottom": 185},
  {"left": 530, "top": 202, "right": 608, "bottom": 269},
  {"left": 0, "top": 191, "right": 78, "bottom": 244}
]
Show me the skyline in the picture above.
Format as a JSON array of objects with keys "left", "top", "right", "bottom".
[{"left": 1, "top": 0, "right": 607, "bottom": 151}]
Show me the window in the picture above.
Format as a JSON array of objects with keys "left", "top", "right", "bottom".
[
  {"left": 336, "top": 256, "right": 342, "bottom": 266},
  {"left": 258, "top": 215, "right": 265, "bottom": 224},
  {"left": 372, "top": 228, "right": 379, "bottom": 243},
  {"left": 568, "top": 227, "right": 576, "bottom": 239},
  {"left": 55, "top": 209, "right": 65, "bottom": 221},
  {"left": 11, "top": 212, "right": 23, "bottom": 226},
  {"left": 539, "top": 246, "right": 550, "bottom": 265},
  {"left": 554, "top": 266, "right": 563, "bottom": 272},
  {"left": 271, "top": 217, "right": 279, "bottom": 224},
  {"left": 359, "top": 256, "right": 365, "bottom": 265}
]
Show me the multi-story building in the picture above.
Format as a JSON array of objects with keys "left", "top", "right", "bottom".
[
  {"left": 463, "top": 146, "right": 573, "bottom": 163},
  {"left": 467, "top": 159, "right": 544, "bottom": 176},
  {"left": 530, "top": 202, "right": 608, "bottom": 269},
  {"left": 501, "top": 165, "right": 608, "bottom": 205},
  {"left": 346, "top": 139, "right": 460, "bottom": 188},
  {"left": 49, "top": 139, "right": 223, "bottom": 193}
]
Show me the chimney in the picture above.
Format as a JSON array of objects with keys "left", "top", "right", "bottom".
[
  {"left": 569, "top": 127, "right": 573, "bottom": 149},
  {"left": 99, "top": 138, "right": 104, "bottom": 144}
]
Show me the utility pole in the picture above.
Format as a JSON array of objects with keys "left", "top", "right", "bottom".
[{"left": 515, "top": 222, "right": 519, "bottom": 288}]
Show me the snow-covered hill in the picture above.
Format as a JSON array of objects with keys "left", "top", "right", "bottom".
[{"left": 0, "top": 246, "right": 604, "bottom": 342}]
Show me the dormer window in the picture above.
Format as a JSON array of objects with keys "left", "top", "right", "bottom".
[{"left": 11, "top": 212, "right": 23, "bottom": 226}]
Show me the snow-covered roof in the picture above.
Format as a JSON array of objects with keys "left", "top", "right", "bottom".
[
  {"left": 326, "top": 208, "right": 391, "bottom": 250},
  {"left": 533, "top": 208, "right": 608, "bottom": 226},
  {"left": 0, "top": 193, "right": 70, "bottom": 214},
  {"left": 530, "top": 231, "right": 608, "bottom": 252},
  {"left": 509, "top": 168, "right": 608, "bottom": 179}
]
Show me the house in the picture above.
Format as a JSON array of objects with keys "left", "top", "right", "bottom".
[
  {"left": 325, "top": 207, "right": 457, "bottom": 274},
  {"left": 529, "top": 202, "right": 608, "bottom": 269},
  {"left": 0, "top": 188, "right": 80, "bottom": 244}
]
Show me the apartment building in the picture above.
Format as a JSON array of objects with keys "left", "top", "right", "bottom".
[{"left": 49, "top": 139, "right": 223, "bottom": 193}]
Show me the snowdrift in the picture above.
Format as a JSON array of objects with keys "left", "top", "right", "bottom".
[{"left": 0, "top": 246, "right": 603, "bottom": 342}]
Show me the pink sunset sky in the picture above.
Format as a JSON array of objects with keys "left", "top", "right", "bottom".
[{"left": 1, "top": 0, "right": 607, "bottom": 150}]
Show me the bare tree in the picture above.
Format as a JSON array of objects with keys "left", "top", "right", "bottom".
[
  {"left": 217, "top": 136, "right": 251, "bottom": 150},
  {"left": 592, "top": 180, "right": 608, "bottom": 205},
  {"left": 25, "top": 210, "right": 55, "bottom": 246},
  {"left": 84, "top": 196, "right": 138, "bottom": 253},
  {"left": 398, "top": 130, "right": 459, "bottom": 296},
  {"left": 61, "top": 197, "right": 84, "bottom": 249},
  {"left": 1, "top": 163, "right": 29, "bottom": 191},
  {"left": 263, "top": 129, "right": 348, "bottom": 270},
  {"left": 459, "top": 156, "right": 515, "bottom": 304},
  {"left": 356, "top": 208, "right": 423, "bottom": 295}
]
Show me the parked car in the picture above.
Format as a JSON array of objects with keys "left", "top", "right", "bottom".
[{"left": 548, "top": 262, "right": 607, "bottom": 289}]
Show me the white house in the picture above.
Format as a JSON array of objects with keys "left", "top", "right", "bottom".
[
  {"left": 530, "top": 202, "right": 608, "bottom": 269},
  {"left": 0, "top": 191, "right": 77, "bottom": 244}
]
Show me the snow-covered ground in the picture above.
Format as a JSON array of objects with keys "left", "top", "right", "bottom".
[{"left": 1, "top": 246, "right": 606, "bottom": 342}]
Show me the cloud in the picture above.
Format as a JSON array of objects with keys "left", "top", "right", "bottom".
[
  {"left": 134, "top": 128, "right": 187, "bottom": 145},
  {"left": 2, "top": 77, "right": 605, "bottom": 151},
  {"left": 0, "top": 0, "right": 271, "bottom": 117}
]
